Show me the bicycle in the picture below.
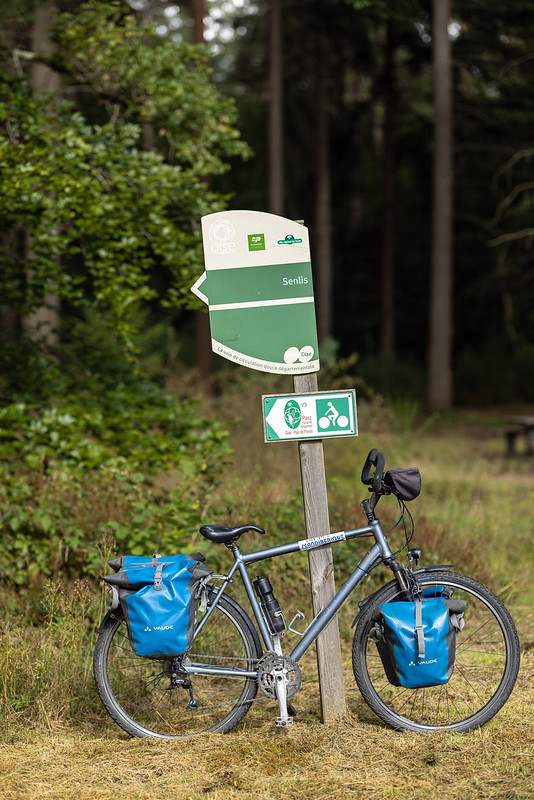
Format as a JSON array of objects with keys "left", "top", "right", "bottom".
[{"left": 93, "top": 449, "right": 520, "bottom": 738}]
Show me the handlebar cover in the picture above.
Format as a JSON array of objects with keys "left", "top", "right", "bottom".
[
  {"left": 361, "top": 448, "right": 379, "bottom": 485},
  {"left": 361, "top": 448, "right": 386, "bottom": 491}
]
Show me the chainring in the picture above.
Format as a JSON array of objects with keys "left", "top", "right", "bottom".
[{"left": 257, "top": 653, "right": 302, "bottom": 699}]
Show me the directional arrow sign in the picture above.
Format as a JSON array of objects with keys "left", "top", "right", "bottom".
[
  {"left": 191, "top": 210, "right": 319, "bottom": 374},
  {"left": 262, "top": 390, "right": 357, "bottom": 442}
]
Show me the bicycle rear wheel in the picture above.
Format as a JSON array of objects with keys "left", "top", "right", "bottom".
[
  {"left": 94, "top": 593, "right": 262, "bottom": 738},
  {"left": 352, "top": 570, "right": 520, "bottom": 732}
]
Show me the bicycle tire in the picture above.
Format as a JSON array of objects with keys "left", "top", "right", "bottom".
[
  {"left": 94, "top": 592, "right": 262, "bottom": 738},
  {"left": 352, "top": 570, "right": 520, "bottom": 732}
]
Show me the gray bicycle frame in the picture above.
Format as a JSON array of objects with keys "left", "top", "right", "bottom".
[{"left": 184, "top": 517, "right": 396, "bottom": 679}]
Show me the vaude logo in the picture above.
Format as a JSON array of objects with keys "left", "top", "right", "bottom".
[
  {"left": 409, "top": 658, "right": 438, "bottom": 666},
  {"left": 143, "top": 625, "right": 173, "bottom": 632}
]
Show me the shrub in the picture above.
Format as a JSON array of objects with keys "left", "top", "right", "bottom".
[{"left": 0, "top": 340, "right": 230, "bottom": 585}]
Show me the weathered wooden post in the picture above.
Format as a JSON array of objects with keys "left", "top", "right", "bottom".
[{"left": 293, "top": 372, "right": 346, "bottom": 722}]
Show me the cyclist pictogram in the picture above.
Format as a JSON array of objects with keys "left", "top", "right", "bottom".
[{"left": 316, "top": 399, "right": 350, "bottom": 430}]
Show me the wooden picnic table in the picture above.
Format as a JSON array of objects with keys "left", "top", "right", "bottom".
[{"left": 503, "top": 415, "right": 534, "bottom": 456}]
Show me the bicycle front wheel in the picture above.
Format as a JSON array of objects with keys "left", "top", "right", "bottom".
[
  {"left": 352, "top": 570, "right": 520, "bottom": 732},
  {"left": 94, "top": 593, "right": 262, "bottom": 738}
]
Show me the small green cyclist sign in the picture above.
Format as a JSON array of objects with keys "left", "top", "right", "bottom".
[{"left": 262, "top": 391, "right": 357, "bottom": 442}]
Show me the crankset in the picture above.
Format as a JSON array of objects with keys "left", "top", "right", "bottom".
[{"left": 257, "top": 653, "right": 302, "bottom": 728}]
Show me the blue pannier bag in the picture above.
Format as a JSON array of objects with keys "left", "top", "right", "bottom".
[
  {"left": 370, "top": 587, "right": 467, "bottom": 688},
  {"left": 103, "top": 553, "right": 212, "bottom": 658}
]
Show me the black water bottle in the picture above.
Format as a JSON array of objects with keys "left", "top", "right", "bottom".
[{"left": 254, "top": 574, "right": 286, "bottom": 634}]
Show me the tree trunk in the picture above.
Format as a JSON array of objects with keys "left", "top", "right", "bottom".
[
  {"left": 191, "top": 0, "right": 213, "bottom": 384},
  {"left": 0, "top": 227, "right": 23, "bottom": 343},
  {"left": 427, "top": 0, "right": 453, "bottom": 411},
  {"left": 268, "top": 0, "right": 284, "bottom": 215},
  {"left": 192, "top": 0, "right": 204, "bottom": 44},
  {"left": 380, "top": 20, "right": 396, "bottom": 356},
  {"left": 0, "top": 305, "right": 18, "bottom": 344},
  {"left": 24, "top": 0, "right": 61, "bottom": 350},
  {"left": 315, "top": 33, "right": 332, "bottom": 344}
]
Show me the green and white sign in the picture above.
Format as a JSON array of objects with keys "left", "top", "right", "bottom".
[
  {"left": 191, "top": 210, "right": 319, "bottom": 374},
  {"left": 263, "top": 390, "right": 357, "bottom": 442}
]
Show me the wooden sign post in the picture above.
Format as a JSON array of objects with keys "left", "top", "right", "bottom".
[
  {"left": 194, "top": 210, "right": 346, "bottom": 723},
  {"left": 294, "top": 372, "right": 346, "bottom": 722}
]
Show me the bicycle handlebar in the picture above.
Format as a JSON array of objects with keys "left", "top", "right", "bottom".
[{"left": 361, "top": 448, "right": 386, "bottom": 492}]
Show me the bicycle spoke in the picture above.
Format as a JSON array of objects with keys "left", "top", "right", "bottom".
[
  {"left": 94, "top": 594, "right": 261, "bottom": 738},
  {"left": 353, "top": 571, "right": 519, "bottom": 732}
]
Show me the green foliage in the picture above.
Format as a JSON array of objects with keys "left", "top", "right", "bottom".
[
  {"left": 0, "top": 0, "right": 250, "bottom": 350},
  {"left": 0, "top": 334, "right": 230, "bottom": 586},
  {"left": 0, "top": 76, "right": 214, "bottom": 347},
  {"left": 53, "top": 0, "right": 250, "bottom": 173}
]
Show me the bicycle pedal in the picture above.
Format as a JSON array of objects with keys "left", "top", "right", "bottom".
[{"left": 275, "top": 716, "right": 294, "bottom": 728}]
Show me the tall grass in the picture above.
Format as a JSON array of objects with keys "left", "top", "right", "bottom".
[{"left": 0, "top": 580, "right": 106, "bottom": 735}]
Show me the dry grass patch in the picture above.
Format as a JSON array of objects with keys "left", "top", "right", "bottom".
[{"left": 1, "top": 644, "right": 532, "bottom": 800}]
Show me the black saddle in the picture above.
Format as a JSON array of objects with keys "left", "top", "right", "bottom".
[{"left": 199, "top": 524, "right": 265, "bottom": 544}]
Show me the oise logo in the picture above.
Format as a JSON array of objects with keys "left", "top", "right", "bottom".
[{"left": 209, "top": 220, "right": 236, "bottom": 254}]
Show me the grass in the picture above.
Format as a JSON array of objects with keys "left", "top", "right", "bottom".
[
  {"left": 1, "top": 379, "right": 534, "bottom": 798},
  {"left": 0, "top": 647, "right": 533, "bottom": 799}
]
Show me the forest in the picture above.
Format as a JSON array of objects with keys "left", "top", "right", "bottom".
[
  {"left": 0, "top": 0, "right": 533, "bottom": 582},
  {"left": 0, "top": 1, "right": 533, "bottom": 577},
  {"left": 3, "top": 0, "right": 534, "bottom": 404},
  {"left": 1, "top": 5, "right": 534, "bottom": 794}
]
